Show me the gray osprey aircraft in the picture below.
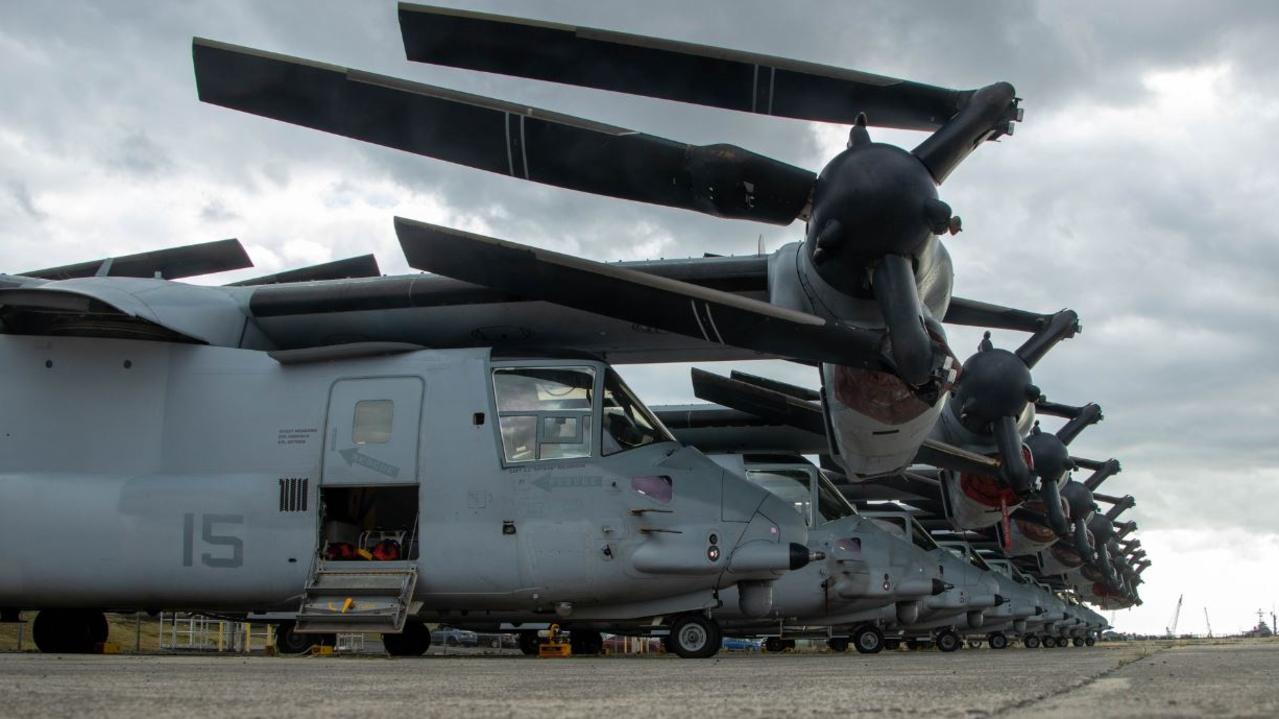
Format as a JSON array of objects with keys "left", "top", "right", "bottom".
[
  {"left": 0, "top": 239, "right": 837, "bottom": 657},
  {"left": 190, "top": 1, "right": 1046, "bottom": 490}
]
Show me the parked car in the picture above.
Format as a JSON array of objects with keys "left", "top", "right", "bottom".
[
  {"left": 431, "top": 627, "right": 478, "bottom": 647},
  {"left": 722, "top": 637, "right": 762, "bottom": 652}
]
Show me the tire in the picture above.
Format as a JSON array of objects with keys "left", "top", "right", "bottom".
[
  {"left": 936, "top": 629, "right": 961, "bottom": 653},
  {"left": 668, "top": 615, "right": 721, "bottom": 659},
  {"left": 32, "top": 610, "right": 102, "bottom": 654},
  {"left": 1084, "top": 636, "right": 1096, "bottom": 647},
  {"left": 490, "top": 638, "right": 501, "bottom": 649},
  {"left": 988, "top": 632, "right": 1009, "bottom": 650},
  {"left": 570, "top": 629, "right": 604, "bottom": 656},
  {"left": 764, "top": 636, "right": 786, "bottom": 653},
  {"left": 275, "top": 621, "right": 320, "bottom": 655},
  {"left": 827, "top": 637, "right": 849, "bottom": 653},
  {"left": 852, "top": 625, "right": 884, "bottom": 655},
  {"left": 518, "top": 631, "right": 541, "bottom": 656},
  {"left": 1057, "top": 636, "right": 1070, "bottom": 648},
  {"left": 1024, "top": 635, "right": 1041, "bottom": 649},
  {"left": 383, "top": 622, "right": 431, "bottom": 657},
  {"left": 1072, "top": 637, "right": 1085, "bottom": 648},
  {"left": 967, "top": 639, "right": 983, "bottom": 649}
]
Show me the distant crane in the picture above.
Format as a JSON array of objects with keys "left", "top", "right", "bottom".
[
  {"left": 1204, "top": 608, "right": 1212, "bottom": 638},
  {"left": 1165, "top": 594, "right": 1183, "bottom": 637}
]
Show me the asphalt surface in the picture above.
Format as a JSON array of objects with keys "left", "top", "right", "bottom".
[{"left": 0, "top": 642, "right": 1274, "bottom": 718}]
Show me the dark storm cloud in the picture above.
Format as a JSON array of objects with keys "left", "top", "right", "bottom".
[{"left": 1, "top": 0, "right": 1277, "bottom": 541}]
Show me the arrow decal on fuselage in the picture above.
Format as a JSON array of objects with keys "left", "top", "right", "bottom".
[{"left": 338, "top": 448, "right": 400, "bottom": 479}]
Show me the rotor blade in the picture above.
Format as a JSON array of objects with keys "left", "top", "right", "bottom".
[
  {"left": 399, "top": 3, "right": 975, "bottom": 131},
  {"left": 914, "top": 439, "right": 1002, "bottom": 477},
  {"left": 21, "top": 239, "right": 250, "bottom": 281},
  {"left": 1056, "top": 403, "right": 1103, "bottom": 446},
  {"left": 193, "top": 38, "right": 814, "bottom": 225},
  {"left": 728, "top": 370, "right": 821, "bottom": 402},
  {"left": 943, "top": 297, "right": 1066, "bottom": 334},
  {"left": 912, "top": 82, "right": 1020, "bottom": 183},
  {"left": 395, "top": 218, "right": 890, "bottom": 369},
  {"left": 227, "top": 255, "right": 381, "bottom": 286},
  {"left": 1013, "top": 309, "right": 1081, "bottom": 369},
  {"left": 690, "top": 368, "right": 827, "bottom": 436},
  {"left": 1034, "top": 398, "right": 1090, "bottom": 419}
]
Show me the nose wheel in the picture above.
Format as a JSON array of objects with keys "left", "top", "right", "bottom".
[
  {"left": 852, "top": 624, "right": 884, "bottom": 654},
  {"left": 667, "top": 614, "right": 722, "bottom": 659},
  {"left": 935, "top": 629, "right": 961, "bottom": 653}
]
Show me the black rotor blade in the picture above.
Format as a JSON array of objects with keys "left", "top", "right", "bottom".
[
  {"left": 943, "top": 297, "right": 1065, "bottom": 334},
  {"left": 227, "top": 255, "right": 381, "bottom": 286},
  {"left": 1014, "top": 309, "right": 1081, "bottom": 369},
  {"left": 690, "top": 369, "right": 827, "bottom": 436},
  {"left": 911, "top": 81, "right": 1020, "bottom": 183},
  {"left": 914, "top": 439, "right": 1002, "bottom": 478},
  {"left": 193, "top": 38, "right": 813, "bottom": 225},
  {"left": 399, "top": 3, "right": 973, "bottom": 131},
  {"left": 728, "top": 370, "right": 821, "bottom": 402},
  {"left": 395, "top": 218, "right": 890, "bottom": 370},
  {"left": 22, "top": 238, "right": 250, "bottom": 281}
]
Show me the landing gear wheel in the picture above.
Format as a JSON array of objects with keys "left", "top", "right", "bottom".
[
  {"left": 827, "top": 637, "right": 849, "bottom": 653},
  {"left": 668, "top": 615, "right": 721, "bottom": 659},
  {"left": 1072, "top": 637, "right": 1085, "bottom": 647},
  {"left": 275, "top": 621, "right": 322, "bottom": 655},
  {"left": 967, "top": 639, "right": 983, "bottom": 649},
  {"left": 1084, "top": 636, "right": 1096, "bottom": 647},
  {"left": 764, "top": 636, "right": 786, "bottom": 653},
  {"left": 935, "top": 629, "right": 961, "bottom": 653},
  {"left": 988, "top": 632, "right": 1009, "bottom": 650},
  {"left": 852, "top": 624, "right": 884, "bottom": 654},
  {"left": 383, "top": 622, "right": 431, "bottom": 657},
  {"left": 883, "top": 639, "right": 901, "bottom": 651},
  {"left": 1056, "top": 636, "right": 1070, "bottom": 648},
  {"left": 518, "top": 631, "right": 542, "bottom": 656},
  {"left": 569, "top": 629, "right": 603, "bottom": 656},
  {"left": 1024, "top": 635, "right": 1041, "bottom": 649},
  {"left": 32, "top": 609, "right": 106, "bottom": 654}
]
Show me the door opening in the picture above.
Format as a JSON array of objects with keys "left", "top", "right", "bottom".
[{"left": 320, "top": 485, "right": 419, "bottom": 562}]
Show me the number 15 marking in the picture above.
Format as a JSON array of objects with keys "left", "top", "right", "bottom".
[{"left": 182, "top": 513, "right": 244, "bottom": 568}]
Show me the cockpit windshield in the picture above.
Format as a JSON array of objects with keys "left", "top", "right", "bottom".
[
  {"left": 601, "top": 369, "right": 673, "bottom": 455},
  {"left": 817, "top": 473, "right": 856, "bottom": 522},
  {"left": 746, "top": 469, "right": 813, "bottom": 526},
  {"left": 492, "top": 366, "right": 595, "bottom": 463}
]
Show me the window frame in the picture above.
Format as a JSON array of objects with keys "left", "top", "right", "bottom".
[{"left": 489, "top": 362, "right": 600, "bottom": 466}]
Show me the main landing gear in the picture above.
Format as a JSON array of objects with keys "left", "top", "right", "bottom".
[
  {"left": 1023, "top": 634, "right": 1041, "bottom": 649},
  {"left": 569, "top": 629, "right": 603, "bottom": 656},
  {"left": 275, "top": 620, "right": 337, "bottom": 655},
  {"left": 32, "top": 609, "right": 108, "bottom": 654},
  {"left": 382, "top": 621, "right": 431, "bottom": 657},
  {"left": 987, "top": 632, "right": 1009, "bottom": 650}
]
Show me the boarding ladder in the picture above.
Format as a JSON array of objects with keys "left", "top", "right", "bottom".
[{"left": 294, "top": 560, "right": 418, "bottom": 634}]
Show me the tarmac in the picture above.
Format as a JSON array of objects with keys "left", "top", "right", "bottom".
[{"left": 0, "top": 641, "right": 1275, "bottom": 718}]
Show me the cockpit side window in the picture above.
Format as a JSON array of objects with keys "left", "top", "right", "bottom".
[
  {"left": 492, "top": 367, "right": 595, "bottom": 463},
  {"left": 746, "top": 469, "right": 814, "bottom": 526},
  {"left": 601, "top": 369, "right": 673, "bottom": 455},
  {"left": 817, "top": 473, "right": 856, "bottom": 522}
]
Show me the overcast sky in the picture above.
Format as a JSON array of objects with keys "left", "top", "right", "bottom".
[{"left": 2, "top": 1, "right": 1277, "bottom": 635}]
